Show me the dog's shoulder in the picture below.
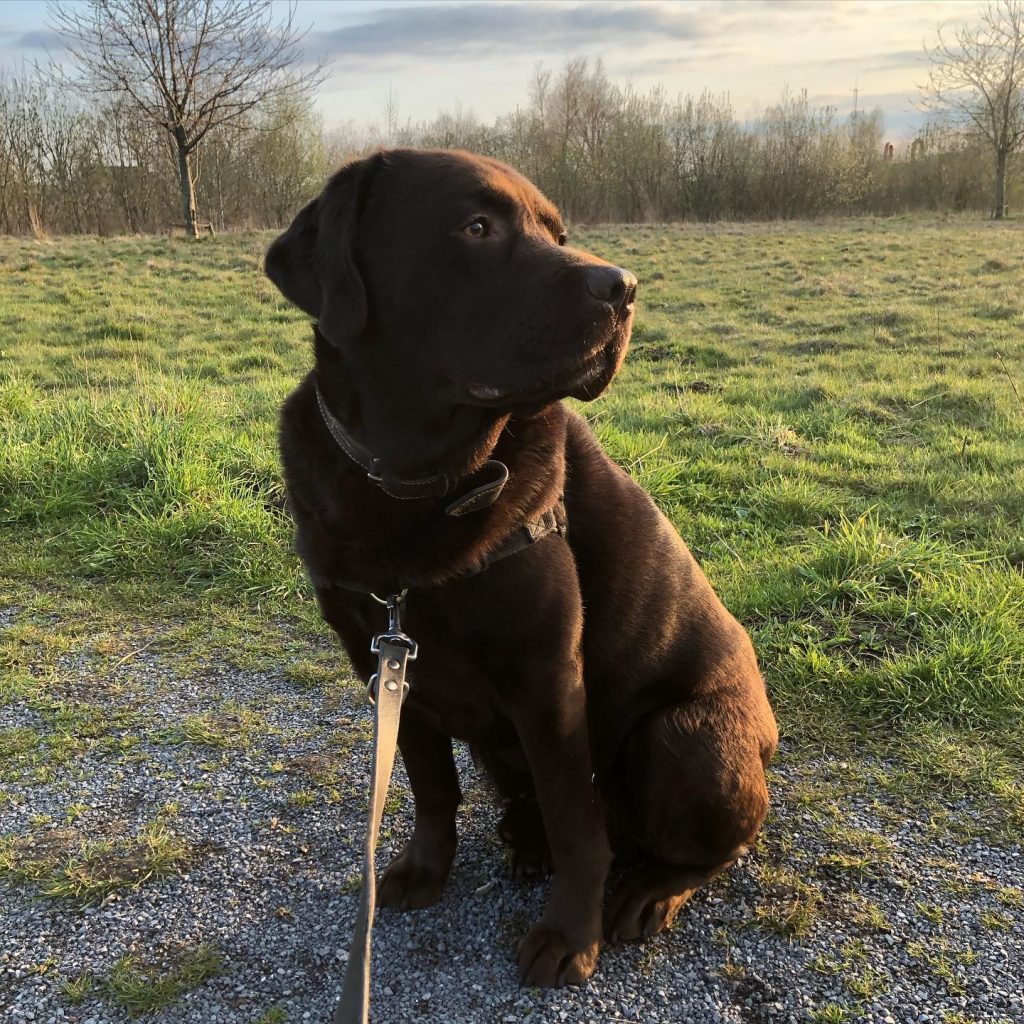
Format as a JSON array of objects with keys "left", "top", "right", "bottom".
[{"left": 562, "top": 406, "right": 649, "bottom": 508}]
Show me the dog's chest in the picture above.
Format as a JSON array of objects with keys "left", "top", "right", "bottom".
[{"left": 403, "top": 645, "right": 515, "bottom": 744}]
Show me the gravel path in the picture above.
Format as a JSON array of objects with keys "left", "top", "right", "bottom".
[{"left": 1, "top": 631, "right": 1022, "bottom": 1024}]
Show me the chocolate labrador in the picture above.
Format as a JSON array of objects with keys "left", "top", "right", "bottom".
[{"left": 265, "top": 149, "right": 778, "bottom": 987}]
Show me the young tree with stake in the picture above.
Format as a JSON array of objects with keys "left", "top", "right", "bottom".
[
  {"left": 921, "top": 0, "right": 1023, "bottom": 219},
  {"left": 50, "top": 0, "right": 327, "bottom": 236}
]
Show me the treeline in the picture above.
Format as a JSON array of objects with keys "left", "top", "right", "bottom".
[
  {"left": 0, "top": 65, "right": 335, "bottom": 236},
  {"left": 0, "top": 58, "right": 1010, "bottom": 236}
]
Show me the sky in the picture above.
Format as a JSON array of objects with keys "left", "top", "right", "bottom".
[{"left": 0, "top": 0, "right": 991, "bottom": 140}]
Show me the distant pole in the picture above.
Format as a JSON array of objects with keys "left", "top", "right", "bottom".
[{"left": 851, "top": 78, "right": 859, "bottom": 121}]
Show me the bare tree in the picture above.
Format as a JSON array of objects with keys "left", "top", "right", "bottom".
[
  {"left": 0, "top": 66, "right": 49, "bottom": 236},
  {"left": 49, "top": 0, "right": 326, "bottom": 236},
  {"left": 921, "top": 0, "right": 1024, "bottom": 218}
]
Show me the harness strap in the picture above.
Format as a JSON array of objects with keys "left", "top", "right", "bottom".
[
  {"left": 463, "top": 499, "right": 567, "bottom": 574},
  {"left": 333, "top": 630, "right": 414, "bottom": 1024},
  {"left": 310, "top": 498, "right": 567, "bottom": 595}
]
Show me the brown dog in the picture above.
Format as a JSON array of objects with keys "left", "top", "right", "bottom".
[{"left": 266, "top": 149, "right": 778, "bottom": 987}]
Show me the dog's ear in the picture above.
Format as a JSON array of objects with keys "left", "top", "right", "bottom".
[
  {"left": 264, "top": 154, "right": 381, "bottom": 346},
  {"left": 264, "top": 196, "right": 322, "bottom": 317}
]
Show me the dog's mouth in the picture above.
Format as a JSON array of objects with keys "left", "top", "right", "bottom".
[{"left": 464, "top": 332, "right": 629, "bottom": 409}]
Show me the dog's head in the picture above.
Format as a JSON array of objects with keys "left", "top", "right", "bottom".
[{"left": 266, "top": 149, "right": 636, "bottom": 414}]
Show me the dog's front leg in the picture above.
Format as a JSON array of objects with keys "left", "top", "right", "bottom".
[
  {"left": 512, "top": 668, "right": 610, "bottom": 987},
  {"left": 378, "top": 703, "right": 461, "bottom": 910}
]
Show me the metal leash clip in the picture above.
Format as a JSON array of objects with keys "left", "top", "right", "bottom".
[{"left": 366, "top": 590, "right": 417, "bottom": 705}]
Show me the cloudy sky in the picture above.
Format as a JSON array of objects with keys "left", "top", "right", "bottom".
[{"left": 0, "top": 0, "right": 989, "bottom": 138}]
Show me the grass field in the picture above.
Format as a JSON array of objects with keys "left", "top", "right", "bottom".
[
  {"left": 1, "top": 217, "right": 1023, "bottom": 1017},
  {"left": 3, "top": 217, "right": 1022, "bottom": 747}
]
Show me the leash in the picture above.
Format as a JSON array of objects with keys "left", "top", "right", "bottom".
[
  {"left": 327, "top": 501, "right": 566, "bottom": 1022},
  {"left": 333, "top": 591, "right": 416, "bottom": 1024}
]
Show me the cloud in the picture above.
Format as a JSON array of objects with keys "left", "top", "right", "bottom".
[
  {"left": 809, "top": 87, "right": 919, "bottom": 109},
  {"left": 0, "top": 25, "right": 63, "bottom": 48},
  {"left": 613, "top": 47, "right": 758, "bottom": 79},
  {"left": 15, "top": 29, "right": 64, "bottom": 50},
  {"left": 307, "top": 2, "right": 735, "bottom": 65},
  {"left": 788, "top": 48, "right": 927, "bottom": 74},
  {"left": 0, "top": 25, "right": 67, "bottom": 66}
]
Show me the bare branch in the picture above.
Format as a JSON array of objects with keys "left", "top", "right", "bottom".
[
  {"left": 47, "top": 0, "right": 329, "bottom": 233},
  {"left": 920, "top": 0, "right": 1023, "bottom": 216}
]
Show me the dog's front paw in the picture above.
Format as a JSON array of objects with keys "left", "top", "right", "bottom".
[
  {"left": 378, "top": 845, "right": 450, "bottom": 910},
  {"left": 516, "top": 925, "right": 599, "bottom": 987}
]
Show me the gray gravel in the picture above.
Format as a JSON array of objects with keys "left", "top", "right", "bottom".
[{"left": 1, "top": 626, "right": 1022, "bottom": 1024}]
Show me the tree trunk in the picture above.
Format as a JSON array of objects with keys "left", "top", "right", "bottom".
[
  {"left": 175, "top": 132, "right": 198, "bottom": 237},
  {"left": 993, "top": 147, "right": 1008, "bottom": 220},
  {"left": 26, "top": 198, "right": 45, "bottom": 240},
  {"left": 119, "top": 176, "right": 137, "bottom": 234}
]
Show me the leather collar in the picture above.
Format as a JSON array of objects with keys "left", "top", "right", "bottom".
[{"left": 314, "top": 379, "right": 509, "bottom": 514}]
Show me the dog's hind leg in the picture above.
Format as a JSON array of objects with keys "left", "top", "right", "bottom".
[
  {"left": 605, "top": 857, "right": 733, "bottom": 942},
  {"left": 473, "top": 740, "right": 551, "bottom": 879},
  {"left": 603, "top": 695, "right": 774, "bottom": 942}
]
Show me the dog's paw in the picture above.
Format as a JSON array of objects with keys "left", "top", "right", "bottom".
[
  {"left": 498, "top": 799, "right": 551, "bottom": 881},
  {"left": 605, "top": 891, "right": 686, "bottom": 943},
  {"left": 378, "top": 848, "right": 449, "bottom": 911},
  {"left": 516, "top": 925, "right": 599, "bottom": 987},
  {"left": 509, "top": 846, "right": 552, "bottom": 881}
]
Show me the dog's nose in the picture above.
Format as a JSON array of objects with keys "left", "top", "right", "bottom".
[{"left": 584, "top": 265, "right": 638, "bottom": 313}]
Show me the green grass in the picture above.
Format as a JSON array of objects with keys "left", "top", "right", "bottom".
[
  {"left": 60, "top": 972, "right": 96, "bottom": 1003},
  {"left": 809, "top": 1004, "right": 853, "bottom": 1023},
  {"left": 750, "top": 862, "right": 824, "bottom": 938},
  {"left": 103, "top": 942, "right": 223, "bottom": 1016},
  {"left": 253, "top": 1007, "right": 289, "bottom": 1024},
  {"left": 0, "top": 821, "right": 193, "bottom": 905},
  {"left": 156, "top": 703, "right": 269, "bottom": 749},
  {"left": 1, "top": 217, "right": 1022, "bottom": 774}
]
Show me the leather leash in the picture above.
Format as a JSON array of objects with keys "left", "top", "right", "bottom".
[{"left": 333, "top": 591, "right": 416, "bottom": 1024}]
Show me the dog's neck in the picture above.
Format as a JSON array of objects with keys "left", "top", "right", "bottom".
[{"left": 313, "top": 330, "right": 511, "bottom": 486}]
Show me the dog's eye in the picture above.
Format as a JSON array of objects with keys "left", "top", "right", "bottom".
[
  {"left": 463, "top": 218, "right": 489, "bottom": 239},
  {"left": 557, "top": 232, "right": 567, "bottom": 246}
]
